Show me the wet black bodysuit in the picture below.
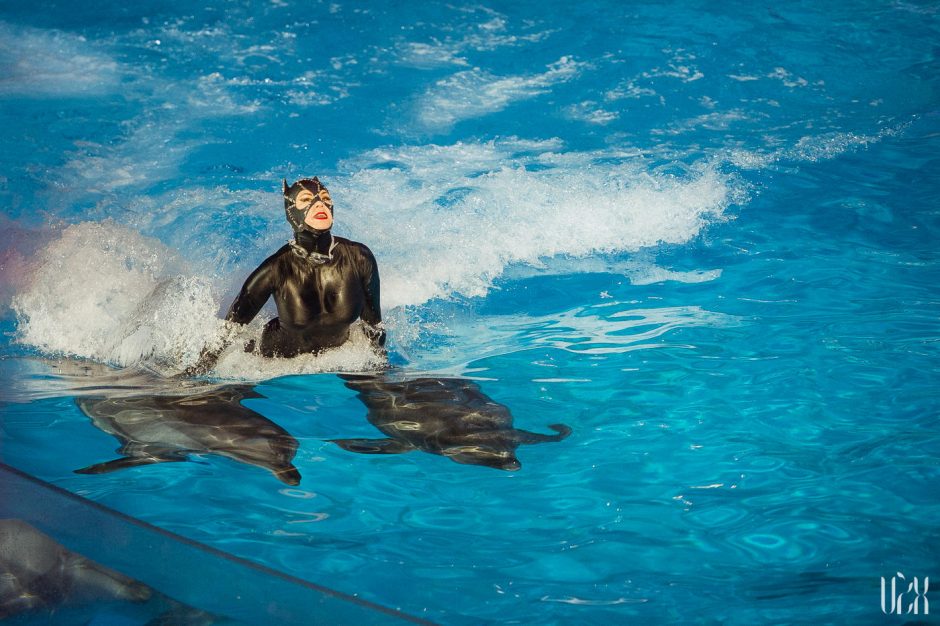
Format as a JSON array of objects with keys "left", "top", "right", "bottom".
[{"left": 227, "top": 234, "right": 383, "bottom": 357}]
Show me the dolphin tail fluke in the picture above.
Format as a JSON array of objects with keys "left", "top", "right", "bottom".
[
  {"left": 512, "top": 423, "right": 573, "bottom": 444},
  {"left": 329, "top": 438, "right": 414, "bottom": 454},
  {"left": 74, "top": 454, "right": 186, "bottom": 475}
]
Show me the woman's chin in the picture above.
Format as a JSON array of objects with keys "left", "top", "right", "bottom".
[{"left": 304, "top": 219, "right": 333, "bottom": 229}]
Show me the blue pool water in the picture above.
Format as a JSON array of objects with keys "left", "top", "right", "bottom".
[{"left": 1, "top": 0, "right": 938, "bottom": 623}]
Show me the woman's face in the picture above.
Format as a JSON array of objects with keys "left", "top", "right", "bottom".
[{"left": 297, "top": 188, "right": 333, "bottom": 230}]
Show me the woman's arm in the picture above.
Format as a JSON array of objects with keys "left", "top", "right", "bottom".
[
  {"left": 356, "top": 244, "right": 386, "bottom": 350},
  {"left": 225, "top": 256, "right": 278, "bottom": 325},
  {"left": 183, "top": 255, "right": 278, "bottom": 376}
]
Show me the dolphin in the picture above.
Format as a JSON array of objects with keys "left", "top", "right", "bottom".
[
  {"left": 75, "top": 385, "right": 302, "bottom": 485},
  {"left": 0, "top": 519, "right": 220, "bottom": 623},
  {"left": 332, "top": 375, "right": 571, "bottom": 471},
  {"left": 0, "top": 519, "right": 151, "bottom": 619}
]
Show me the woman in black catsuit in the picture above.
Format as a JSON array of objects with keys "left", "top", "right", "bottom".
[{"left": 187, "top": 177, "right": 384, "bottom": 374}]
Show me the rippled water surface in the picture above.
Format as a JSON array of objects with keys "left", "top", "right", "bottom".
[{"left": 1, "top": 0, "right": 938, "bottom": 623}]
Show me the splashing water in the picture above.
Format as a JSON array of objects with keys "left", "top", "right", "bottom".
[
  {"left": 12, "top": 222, "right": 219, "bottom": 369},
  {"left": 11, "top": 138, "right": 739, "bottom": 375}
]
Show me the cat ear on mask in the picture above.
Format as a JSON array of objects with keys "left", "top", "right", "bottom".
[{"left": 282, "top": 178, "right": 289, "bottom": 196}]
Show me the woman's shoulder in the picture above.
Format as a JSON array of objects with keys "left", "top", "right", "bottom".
[
  {"left": 242, "top": 243, "right": 292, "bottom": 278},
  {"left": 266, "top": 243, "right": 295, "bottom": 264},
  {"left": 333, "top": 236, "right": 376, "bottom": 258}
]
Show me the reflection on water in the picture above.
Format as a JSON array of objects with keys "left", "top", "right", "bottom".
[
  {"left": 0, "top": 358, "right": 212, "bottom": 402},
  {"left": 394, "top": 302, "right": 739, "bottom": 374},
  {"left": 334, "top": 374, "right": 571, "bottom": 471}
]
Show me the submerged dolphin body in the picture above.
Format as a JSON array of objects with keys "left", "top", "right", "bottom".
[
  {"left": 0, "top": 519, "right": 151, "bottom": 619},
  {"left": 75, "top": 385, "right": 302, "bottom": 485},
  {"left": 332, "top": 376, "right": 571, "bottom": 470}
]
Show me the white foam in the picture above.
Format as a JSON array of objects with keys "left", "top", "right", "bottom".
[
  {"left": 767, "top": 67, "right": 810, "bottom": 88},
  {"left": 211, "top": 322, "right": 387, "bottom": 380},
  {"left": 727, "top": 74, "right": 761, "bottom": 82},
  {"left": 208, "top": 70, "right": 354, "bottom": 108},
  {"left": 605, "top": 80, "right": 659, "bottom": 101},
  {"left": 500, "top": 255, "right": 722, "bottom": 287},
  {"left": 14, "top": 136, "right": 735, "bottom": 371},
  {"left": 119, "top": 185, "right": 285, "bottom": 281},
  {"left": 0, "top": 22, "right": 120, "bottom": 97},
  {"left": 643, "top": 49, "right": 705, "bottom": 83},
  {"left": 43, "top": 21, "right": 347, "bottom": 198},
  {"left": 189, "top": 73, "right": 263, "bottom": 114},
  {"left": 624, "top": 265, "right": 722, "bottom": 285},
  {"left": 654, "top": 110, "right": 751, "bottom": 136},
  {"left": 893, "top": 1, "right": 939, "bottom": 14},
  {"left": 334, "top": 137, "right": 734, "bottom": 309},
  {"left": 395, "top": 41, "right": 471, "bottom": 68},
  {"left": 57, "top": 119, "right": 202, "bottom": 193},
  {"left": 11, "top": 221, "right": 216, "bottom": 367},
  {"left": 783, "top": 128, "right": 902, "bottom": 161},
  {"left": 565, "top": 101, "right": 620, "bottom": 125},
  {"left": 393, "top": 9, "right": 553, "bottom": 69},
  {"left": 10, "top": 221, "right": 384, "bottom": 378},
  {"left": 415, "top": 57, "right": 589, "bottom": 130},
  {"left": 603, "top": 49, "right": 705, "bottom": 108},
  {"left": 724, "top": 123, "right": 907, "bottom": 169}
]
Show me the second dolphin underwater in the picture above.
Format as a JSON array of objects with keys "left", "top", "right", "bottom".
[{"left": 333, "top": 375, "right": 571, "bottom": 471}]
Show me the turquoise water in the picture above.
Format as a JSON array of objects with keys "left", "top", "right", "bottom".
[{"left": 1, "top": 0, "right": 938, "bottom": 623}]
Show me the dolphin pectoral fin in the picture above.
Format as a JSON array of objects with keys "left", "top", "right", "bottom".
[
  {"left": 512, "top": 423, "right": 573, "bottom": 444},
  {"left": 74, "top": 454, "right": 187, "bottom": 474},
  {"left": 329, "top": 438, "right": 415, "bottom": 454}
]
